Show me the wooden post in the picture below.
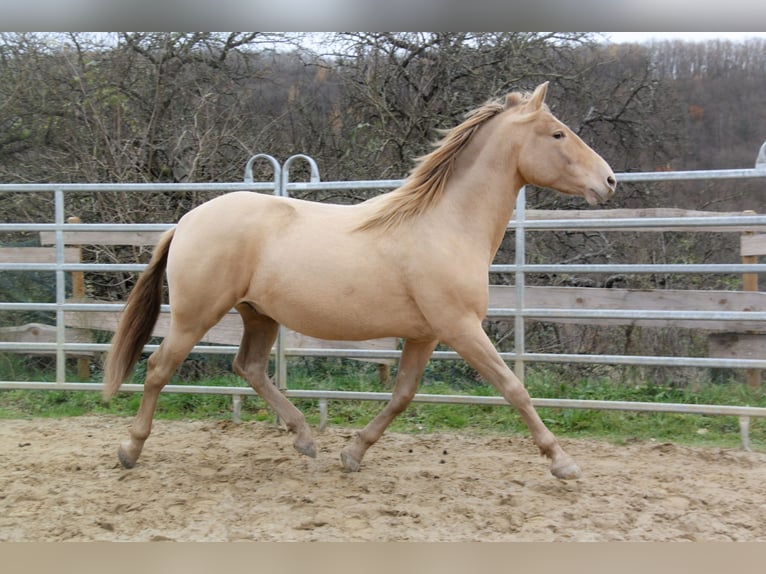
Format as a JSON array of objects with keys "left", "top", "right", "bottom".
[
  {"left": 378, "top": 364, "right": 391, "bottom": 387},
  {"left": 67, "top": 216, "right": 90, "bottom": 381},
  {"left": 741, "top": 211, "right": 761, "bottom": 390}
]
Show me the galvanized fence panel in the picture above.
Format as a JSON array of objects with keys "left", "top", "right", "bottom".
[{"left": 2, "top": 155, "right": 766, "bottom": 447}]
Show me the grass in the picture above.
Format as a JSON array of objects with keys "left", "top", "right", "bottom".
[{"left": 1, "top": 354, "right": 765, "bottom": 451}]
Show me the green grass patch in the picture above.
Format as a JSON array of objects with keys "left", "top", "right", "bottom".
[{"left": 1, "top": 355, "right": 764, "bottom": 451}]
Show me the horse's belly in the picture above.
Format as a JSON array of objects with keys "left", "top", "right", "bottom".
[
  {"left": 251, "top": 279, "right": 431, "bottom": 342},
  {"left": 288, "top": 313, "right": 429, "bottom": 342}
]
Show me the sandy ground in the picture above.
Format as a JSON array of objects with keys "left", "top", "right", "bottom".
[{"left": 1, "top": 415, "right": 765, "bottom": 542}]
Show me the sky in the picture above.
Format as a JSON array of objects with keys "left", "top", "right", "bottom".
[
  {"left": 605, "top": 32, "right": 766, "bottom": 44},
  {"left": 4, "top": 1, "right": 766, "bottom": 32}
]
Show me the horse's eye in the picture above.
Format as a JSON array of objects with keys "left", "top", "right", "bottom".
[{"left": 553, "top": 131, "right": 565, "bottom": 140}]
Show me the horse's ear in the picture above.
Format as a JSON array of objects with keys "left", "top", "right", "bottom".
[
  {"left": 528, "top": 82, "right": 549, "bottom": 109},
  {"left": 504, "top": 92, "right": 525, "bottom": 109}
]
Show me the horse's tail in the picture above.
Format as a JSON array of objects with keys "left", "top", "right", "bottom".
[{"left": 102, "top": 228, "right": 175, "bottom": 400}]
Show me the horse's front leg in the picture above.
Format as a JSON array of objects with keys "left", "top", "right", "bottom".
[
  {"left": 446, "top": 322, "right": 581, "bottom": 480},
  {"left": 340, "top": 338, "right": 438, "bottom": 472}
]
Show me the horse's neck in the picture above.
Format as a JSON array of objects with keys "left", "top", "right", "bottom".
[{"left": 438, "top": 147, "right": 524, "bottom": 264}]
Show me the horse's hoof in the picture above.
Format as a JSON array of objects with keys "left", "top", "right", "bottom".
[
  {"left": 294, "top": 439, "right": 317, "bottom": 459},
  {"left": 550, "top": 459, "right": 581, "bottom": 480},
  {"left": 340, "top": 449, "right": 361, "bottom": 473},
  {"left": 117, "top": 444, "right": 137, "bottom": 469}
]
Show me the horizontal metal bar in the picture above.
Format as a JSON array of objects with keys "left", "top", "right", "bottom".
[
  {"left": 0, "top": 342, "right": 241, "bottom": 354},
  {"left": 0, "top": 302, "right": 247, "bottom": 313},
  {"left": 2, "top": 168, "right": 761, "bottom": 195},
  {"left": 6, "top": 299, "right": 766, "bottom": 322},
  {"left": 516, "top": 351, "right": 766, "bottom": 369},
  {"left": 0, "top": 182, "right": 275, "bottom": 193},
  {"left": 280, "top": 347, "right": 766, "bottom": 369},
  {"left": 0, "top": 302, "right": 130, "bottom": 311},
  {"left": 529, "top": 398, "right": 766, "bottom": 417},
  {"left": 491, "top": 263, "right": 766, "bottom": 274},
  {"left": 0, "top": 381, "right": 256, "bottom": 394},
  {"left": 285, "top": 179, "right": 402, "bottom": 192},
  {"left": 1, "top": 380, "right": 764, "bottom": 418},
  {"left": 5, "top": 300, "right": 761, "bottom": 321},
  {"left": 5, "top": 212, "right": 765, "bottom": 234},
  {"left": 7, "top": 217, "right": 766, "bottom": 237},
  {"left": 6, "top": 262, "right": 766, "bottom": 274},
  {"left": 290, "top": 348, "right": 766, "bottom": 369},
  {"left": 509, "top": 215, "right": 766, "bottom": 230},
  {"left": 0, "top": 263, "right": 146, "bottom": 272},
  {"left": 281, "top": 169, "right": 761, "bottom": 191},
  {"left": 285, "top": 390, "right": 766, "bottom": 418},
  {"left": 614, "top": 168, "right": 766, "bottom": 182},
  {"left": 498, "top": 308, "right": 766, "bottom": 321},
  {"left": 5, "top": 341, "right": 764, "bottom": 370},
  {"left": 0, "top": 223, "right": 173, "bottom": 232}
]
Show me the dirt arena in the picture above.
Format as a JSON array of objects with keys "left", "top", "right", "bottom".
[{"left": 1, "top": 415, "right": 765, "bottom": 541}]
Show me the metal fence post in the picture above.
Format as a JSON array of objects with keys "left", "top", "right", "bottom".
[
  {"left": 54, "top": 189, "right": 66, "bottom": 385},
  {"left": 243, "top": 153, "right": 281, "bottom": 186},
  {"left": 281, "top": 154, "right": 321, "bottom": 194},
  {"left": 242, "top": 154, "right": 282, "bottom": 420},
  {"left": 514, "top": 186, "right": 526, "bottom": 383},
  {"left": 274, "top": 155, "right": 322, "bottom": 395}
]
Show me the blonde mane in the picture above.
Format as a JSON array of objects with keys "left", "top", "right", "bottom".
[{"left": 356, "top": 97, "right": 511, "bottom": 232}]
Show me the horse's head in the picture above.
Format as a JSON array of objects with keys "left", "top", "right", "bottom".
[{"left": 510, "top": 82, "right": 616, "bottom": 205}]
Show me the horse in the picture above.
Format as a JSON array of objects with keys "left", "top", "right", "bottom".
[{"left": 103, "top": 82, "right": 616, "bottom": 480}]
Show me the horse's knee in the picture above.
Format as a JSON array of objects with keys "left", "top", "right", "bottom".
[
  {"left": 500, "top": 377, "right": 532, "bottom": 407},
  {"left": 388, "top": 389, "right": 416, "bottom": 415}
]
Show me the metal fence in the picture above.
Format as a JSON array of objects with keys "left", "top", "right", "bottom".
[{"left": 2, "top": 155, "right": 766, "bottom": 447}]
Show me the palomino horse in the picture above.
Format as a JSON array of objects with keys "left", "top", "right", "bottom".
[{"left": 103, "top": 82, "right": 616, "bottom": 479}]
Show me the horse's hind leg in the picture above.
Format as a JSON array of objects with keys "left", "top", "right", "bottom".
[
  {"left": 118, "top": 321, "right": 205, "bottom": 468},
  {"left": 233, "top": 303, "right": 315, "bottom": 458},
  {"left": 340, "top": 338, "right": 437, "bottom": 472}
]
